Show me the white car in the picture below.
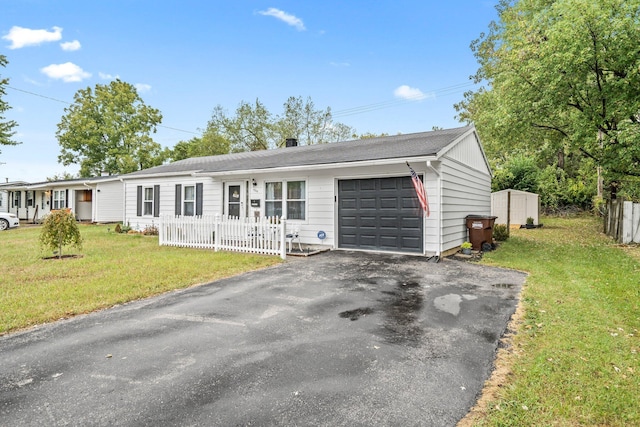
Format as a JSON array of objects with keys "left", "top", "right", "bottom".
[{"left": 0, "top": 212, "right": 20, "bottom": 230}]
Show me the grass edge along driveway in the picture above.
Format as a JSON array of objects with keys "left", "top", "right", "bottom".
[
  {"left": 460, "top": 215, "right": 639, "bottom": 427},
  {"left": 1, "top": 224, "right": 282, "bottom": 335}
]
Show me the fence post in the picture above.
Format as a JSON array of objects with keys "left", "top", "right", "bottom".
[
  {"left": 280, "top": 217, "right": 287, "bottom": 260},
  {"left": 214, "top": 214, "right": 220, "bottom": 252},
  {"left": 159, "top": 214, "right": 164, "bottom": 245}
]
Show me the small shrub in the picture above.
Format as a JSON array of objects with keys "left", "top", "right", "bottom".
[
  {"left": 114, "top": 223, "right": 122, "bottom": 233},
  {"left": 526, "top": 216, "right": 534, "bottom": 225},
  {"left": 142, "top": 225, "right": 159, "bottom": 236},
  {"left": 461, "top": 241, "right": 473, "bottom": 249},
  {"left": 493, "top": 224, "right": 509, "bottom": 241},
  {"left": 39, "top": 209, "right": 83, "bottom": 258},
  {"left": 120, "top": 223, "right": 131, "bottom": 233}
]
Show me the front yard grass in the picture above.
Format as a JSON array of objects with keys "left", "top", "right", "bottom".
[
  {"left": 0, "top": 224, "right": 281, "bottom": 335},
  {"left": 467, "top": 215, "right": 639, "bottom": 426}
]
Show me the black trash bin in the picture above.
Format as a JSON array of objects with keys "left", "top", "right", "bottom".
[{"left": 465, "top": 215, "right": 498, "bottom": 251}]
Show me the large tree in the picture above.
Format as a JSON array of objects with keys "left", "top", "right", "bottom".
[
  {"left": 206, "top": 96, "right": 355, "bottom": 152},
  {"left": 0, "top": 55, "right": 20, "bottom": 151},
  {"left": 57, "top": 79, "right": 163, "bottom": 176},
  {"left": 456, "top": 0, "right": 640, "bottom": 199},
  {"left": 169, "top": 120, "right": 231, "bottom": 161}
]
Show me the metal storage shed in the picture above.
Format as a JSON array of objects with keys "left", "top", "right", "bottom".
[{"left": 491, "top": 189, "right": 539, "bottom": 226}]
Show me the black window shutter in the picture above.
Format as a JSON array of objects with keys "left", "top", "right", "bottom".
[
  {"left": 153, "top": 185, "right": 160, "bottom": 217},
  {"left": 65, "top": 190, "right": 69, "bottom": 208},
  {"left": 50, "top": 191, "right": 53, "bottom": 208},
  {"left": 196, "top": 183, "right": 203, "bottom": 216},
  {"left": 175, "top": 184, "right": 182, "bottom": 216},
  {"left": 136, "top": 186, "right": 142, "bottom": 216}
]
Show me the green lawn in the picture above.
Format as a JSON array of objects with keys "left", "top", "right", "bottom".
[
  {"left": 467, "top": 216, "right": 639, "bottom": 426},
  {"left": 0, "top": 224, "right": 282, "bottom": 335}
]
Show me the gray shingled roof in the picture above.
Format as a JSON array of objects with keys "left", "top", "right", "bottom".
[{"left": 124, "top": 125, "right": 474, "bottom": 177}]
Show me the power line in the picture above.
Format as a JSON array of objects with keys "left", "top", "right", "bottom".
[
  {"left": 331, "top": 81, "right": 476, "bottom": 119},
  {"left": 7, "top": 85, "right": 199, "bottom": 135},
  {"left": 7, "top": 80, "right": 478, "bottom": 131}
]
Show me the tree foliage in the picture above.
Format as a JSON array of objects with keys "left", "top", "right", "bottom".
[
  {"left": 456, "top": 0, "right": 640, "bottom": 199},
  {"left": 39, "top": 209, "right": 83, "bottom": 259},
  {"left": 168, "top": 118, "right": 231, "bottom": 162},
  {"left": 56, "top": 79, "right": 163, "bottom": 176},
  {"left": 201, "top": 96, "right": 355, "bottom": 153},
  {"left": 0, "top": 55, "right": 20, "bottom": 152}
]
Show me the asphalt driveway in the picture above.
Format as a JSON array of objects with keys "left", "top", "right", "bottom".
[{"left": 0, "top": 251, "right": 526, "bottom": 426}]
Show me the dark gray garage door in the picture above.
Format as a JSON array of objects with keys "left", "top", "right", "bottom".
[{"left": 338, "top": 176, "right": 424, "bottom": 253}]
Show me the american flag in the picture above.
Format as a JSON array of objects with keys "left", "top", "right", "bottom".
[{"left": 406, "top": 162, "right": 430, "bottom": 217}]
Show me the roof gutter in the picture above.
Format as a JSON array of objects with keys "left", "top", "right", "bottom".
[
  {"left": 120, "top": 170, "right": 201, "bottom": 180},
  {"left": 193, "top": 156, "right": 438, "bottom": 177}
]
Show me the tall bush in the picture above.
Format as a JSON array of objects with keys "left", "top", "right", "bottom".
[{"left": 39, "top": 209, "right": 83, "bottom": 258}]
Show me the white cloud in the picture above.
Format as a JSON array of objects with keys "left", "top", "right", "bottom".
[
  {"left": 2, "top": 26, "right": 62, "bottom": 49},
  {"left": 258, "top": 8, "right": 305, "bottom": 31},
  {"left": 393, "top": 85, "right": 430, "bottom": 101},
  {"left": 60, "top": 40, "right": 81, "bottom": 51},
  {"left": 99, "top": 72, "right": 119, "bottom": 80},
  {"left": 41, "top": 62, "right": 91, "bottom": 82},
  {"left": 135, "top": 83, "right": 152, "bottom": 93}
]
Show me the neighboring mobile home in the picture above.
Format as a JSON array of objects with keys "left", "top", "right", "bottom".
[
  {"left": 122, "top": 126, "right": 492, "bottom": 256},
  {"left": 0, "top": 176, "right": 123, "bottom": 223}
]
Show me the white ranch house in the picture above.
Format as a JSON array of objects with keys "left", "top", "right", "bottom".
[
  {"left": 0, "top": 176, "right": 123, "bottom": 223},
  {"left": 122, "top": 125, "right": 492, "bottom": 257}
]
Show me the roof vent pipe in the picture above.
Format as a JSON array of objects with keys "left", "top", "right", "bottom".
[{"left": 285, "top": 138, "right": 298, "bottom": 147}]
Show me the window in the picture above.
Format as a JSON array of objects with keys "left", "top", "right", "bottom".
[
  {"left": 13, "top": 191, "right": 21, "bottom": 208},
  {"left": 27, "top": 191, "right": 34, "bottom": 207},
  {"left": 53, "top": 190, "right": 66, "bottom": 210},
  {"left": 78, "top": 190, "right": 92, "bottom": 202},
  {"left": 143, "top": 187, "right": 154, "bottom": 215},
  {"left": 265, "top": 182, "right": 282, "bottom": 217},
  {"left": 183, "top": 185, "right": 195, "bottom": 216},
  {"left": 265, "top": 180, "right": 306, "bottom": 220}
]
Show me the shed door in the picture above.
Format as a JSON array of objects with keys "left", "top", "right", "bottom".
[{"left": 338, "top": 176, "right": 423, "bottom": 253}]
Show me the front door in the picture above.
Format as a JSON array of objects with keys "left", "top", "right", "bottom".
[{"left": 225, "top": 182, "right": 245, "bottom": 218}]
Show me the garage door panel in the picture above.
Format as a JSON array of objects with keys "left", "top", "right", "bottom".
[
  {"left": 338, "top": 177, "right": 423, "bottom": 253},
  {"left": 360, "top": 198, "right": 377, "bottom": 209},
  {"left": 379, "top": 179, "right": 400, "bottom": 190},
  {"left": 379, "top": 197, "right": 399, "bottom": 209}
]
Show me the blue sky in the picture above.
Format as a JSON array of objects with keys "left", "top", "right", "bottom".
[{"left": 1, "top": 0, "right": 498, "bottom": 182}]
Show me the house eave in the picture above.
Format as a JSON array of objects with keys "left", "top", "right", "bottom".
[
  {"left": 120, "top": 171, "right": 202, "bottom": 181},
  {"left": 193, "top": 156, "right": 438, "bottom": 177}
]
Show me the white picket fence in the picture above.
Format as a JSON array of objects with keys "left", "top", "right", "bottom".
[{"left": 159, "top": 214, "right": 287, "bottom": 259}]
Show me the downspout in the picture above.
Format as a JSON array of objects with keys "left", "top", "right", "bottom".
[
  {"left": 120, "top": 178, "right": 126, "bottom": 225},
  {"left": 426, "top": 161, "right": 441, "bottom": 258}
]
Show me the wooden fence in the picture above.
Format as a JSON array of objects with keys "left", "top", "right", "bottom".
[
  {"left": 605, "top": 200, "right": 640, "bottom": 244},
  {"left": 159, "top": 214, "right": 287, "bottom": 259}
]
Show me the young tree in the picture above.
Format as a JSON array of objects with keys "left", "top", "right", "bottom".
[
  {"left": 39, "top": 209, "right": 83, "bottom": 259},
  {"left": 56, "top": 79, "right": 163, "bottom": 176},
  {"left": 0, "top": 55, "right": 20, "bottom": 152},
  {"left": 456, "top": 0, "right": 640, "bottom": 199}
]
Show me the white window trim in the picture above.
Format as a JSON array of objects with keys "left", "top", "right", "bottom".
[
  {"left": 143, "top": 187, "right": 154, "bottom": 216},
  {"left": 53, "top": 190, "right": 66, "bottom": 210},
  {"left": 265, "top": 180, "right": 307, "bottom": 221},
  {"left": 183, "top": 185, "right": 195, "bottom": 216}
]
